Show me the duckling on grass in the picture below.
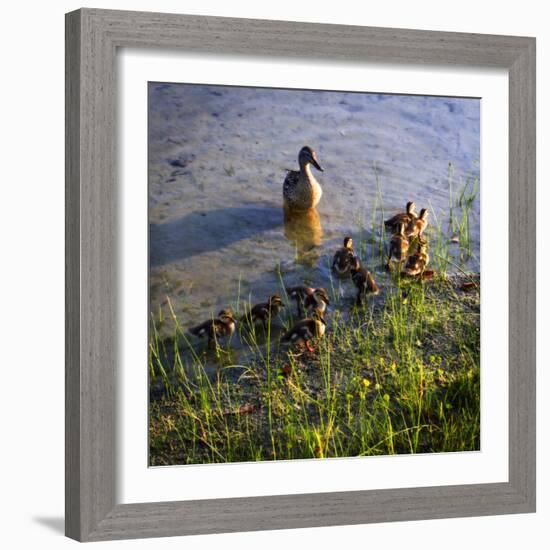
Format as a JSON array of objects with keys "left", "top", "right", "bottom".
[
  {"left": 405, "top": 208, "right": 429, "bottom": 239},
  {"left": 351, "top": 259, "right": 380, "bottom": 306},
  {"left": 402, "top": 239, "right": 430, "bottom": 277},
  {"left": 188, "top": 309, "right": 237, "bottom": 348},
  {"left": 384, "top": 201, "right": 417, "bottom": 233},
  {"left": 386, "top": 221, "right": 409, "bottom": 270},
  {"left": 282, "top": 311, "right": 327, "bottom": 353},
  {"left": 243, "top": 295, "right": 285, "bottom": 327},
  {"left": 285, "top": 285, "right": 314, "bottom": 317}
]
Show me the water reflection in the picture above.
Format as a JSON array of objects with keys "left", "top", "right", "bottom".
[{"left": 283, "top": 206, "right": 323, "bottom": 266}]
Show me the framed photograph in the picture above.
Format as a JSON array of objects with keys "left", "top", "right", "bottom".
[{"left": 65, "top": 8, "right": 536, "bottom": 542}]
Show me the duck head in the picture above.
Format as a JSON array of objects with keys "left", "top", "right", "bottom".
[
  {"left": 406, "top": 201, "right": 417, "bottom": 215},
  {"left": 343, "top": 236, "right": 353, "bottom": 249},
  {"left": 268, "top": 294, "right": 285, "bottom": 308},
  {"left": 218, "top": 309, "right": 237, "bottom": 325},
  {"left": 298, "top": 146, "right": 323, "bottom": 172},
  {"left": 313, "top": 287, "right": 330, "bottom": 306}
]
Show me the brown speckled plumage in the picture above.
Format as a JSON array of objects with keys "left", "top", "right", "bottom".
[
  {"left": 285, "top": 285, "right": 314, "bottom": 317},
  {"left": 304, "top": 287, "right": 330, "bottom": 317},
  {"left": 283, "top": 146, "right": 323, "bottom": 211},
  {"left": 403, "top": 239, "right": 430, "bottom": 276},
  {"left": 332, "top": 237, "right": 357, "bottom": 276},
  {"left": 387, "top": 222, "right": 409, "bottom": 268},
  {"left": 245, "top": 295, "right": 285, "bottom": 325},
  {"left": 188, "top": 309, "right": 237, "bottom": 346},
  {"left": 282, "top": 313, "right": 326, "bottom": 350},
  {"left": 405, "top": 208, "right": 429, "bottom": 238},
  {"left": 351, "top": 261, "right": 380, "bottom": 305},
  {"left": 385, "top": 201, "right": 417, "bottom": 233}
]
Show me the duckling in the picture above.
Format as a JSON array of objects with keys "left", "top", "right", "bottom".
[
  {"left": 188, "top": 309, "right": 237, "bottom": 347},
  {"left": 351, "top": 259, "right": 380, "bottom": 306},
  {"left": 405, "top": 208, "right": 429, "bottom": 239},
  {"left": 386, "top": 221, "right": 409, "bottom": 269},
  {"left": 244, "top": 295, "right": 285, "bottom": 326},
  {"left": 402, "top": 239, "right": 430, "bottom": 276},
  {"left": 384, "top": 201, "right": 417, "bottom": 233},
  {"left": 283, "top": 146, "right": 323, "bottom": 211},
  {"left": 304, "top": 287, "right": 330, "bottom": 317},
  {"left": 332, "top": 236, "right": 358, "bottom": 277},
  {"left": 285, "top": 285, "right": 314, "bottom": 317},
  {"left": 281, "top": 311, "right": 327, "bottom": 352}
]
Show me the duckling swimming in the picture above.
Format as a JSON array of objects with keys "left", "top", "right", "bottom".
[
  {"left": 283, "top": 146, "right": 323, "bottom": 211},
  {"left": 402, "top": 239, "right": 430, "bottom": 276},
  {"left": 282, "top": 311, "right": 327, "bottom": 352},
  {"left": 386, "top": 221, "right": 409, "bottom": 270},
  {"left": 188, "top": 309, "right": 237, "bottom": 347},
  {"left": 332, "top": 236, "right": 358, "bottom": 277},
  {"left": 244, "top": 295, "right": 285, "bottom": 326},
  {"left": 384, "top": 201, "right": 417, "bottom": 233},
  {"left": 350, "top": 259, "right": 380, "bottom": 306},
  {"left": 405, "top": 208, "right": 429, "bottom": 239}
]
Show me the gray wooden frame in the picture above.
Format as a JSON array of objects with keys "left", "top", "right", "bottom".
[{"left": 65, "top": 8, "right": 536, "bottom": 542}]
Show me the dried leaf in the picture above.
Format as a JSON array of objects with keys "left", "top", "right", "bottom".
[{"left": 280, "top": 364, "right": 292, "bottom": 377}]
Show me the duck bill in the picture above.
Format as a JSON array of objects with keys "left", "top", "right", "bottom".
[{"left": 311, "top": 158, "right": 323, "bottom": 172}]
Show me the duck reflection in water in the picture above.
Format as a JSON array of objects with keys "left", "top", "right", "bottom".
[{"left": 283, "top": 205, "right": 323, "bottom": 265}]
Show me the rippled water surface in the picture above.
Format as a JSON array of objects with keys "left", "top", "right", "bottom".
[{"left": 149, "top": 83, "right": 480, "bottom": 336}]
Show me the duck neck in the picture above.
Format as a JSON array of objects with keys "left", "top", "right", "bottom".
[{"left": 300, "top": 159, "right": 314, "bottom": 180}]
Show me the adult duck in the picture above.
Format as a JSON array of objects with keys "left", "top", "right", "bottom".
[{"left": 283, "top": 146, "right": 324, "bottom": 211}]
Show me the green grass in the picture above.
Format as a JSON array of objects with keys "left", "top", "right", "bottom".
[{"left": 149, "top": 162, "right": 480, "bottom": 465}]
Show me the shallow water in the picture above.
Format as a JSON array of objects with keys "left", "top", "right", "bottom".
[{"left": 149, "top": 83, "right": 480, "bottom": 338}]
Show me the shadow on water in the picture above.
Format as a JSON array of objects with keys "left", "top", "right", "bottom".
[{"left": 150, "top": 206, "right": 284, "bottom": 267}]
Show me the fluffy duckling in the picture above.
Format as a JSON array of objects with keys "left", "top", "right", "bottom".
[
  {"left": 282, "top": 311, "right": 327, "bottom": 352},
  {"left": 245, "top": 295, "right": 285, "bottom": 326},
  {"left": 351, "top": 259, "right": 380, "bottom": 306},
  {"left": 403, "top": 239, "right": 430, "bottom": 276},
  {"left": 283, "top": 146, "right": 324, "bottom": 211},
  {"left": 386, "top": 221, "right": 409, "bottom": 269},
  {"left": 285, "top": 285, "right": 314, "bottom": 317},
  {"left": 332, "top": 236, "right": 358, "bottom": 277},
  {"left": 304, "top": 287, "right": 330, "bottom": 317},
  {"left": 405, "top": 208, "right": 429, "bottom": 239},
  {"left": 188, "top": 309, "right": 237, "bottom": 347},
  {"left": 384, "top": 201, "right": 417, "bottom": 233}
]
